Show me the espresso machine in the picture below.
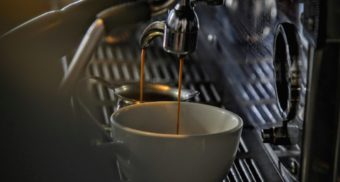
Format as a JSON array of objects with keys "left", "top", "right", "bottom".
[{"left": 0, "top": 0, "right": 339, "bottom": 181}]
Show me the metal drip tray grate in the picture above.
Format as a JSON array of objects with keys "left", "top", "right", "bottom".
[
  {"left": 76, "top": 43, "right": 272, "bottom": 181},
  {"left": 226, "top": 158, "right": 264, "bottom": 182}
]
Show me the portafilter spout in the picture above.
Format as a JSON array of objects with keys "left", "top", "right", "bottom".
[
  {"left": 140, "top": 0, "right": 225, "bottom": 56},
  {"left": 163, "top": 2, "right": 199, "bottom": 55},
  {"left": 140, "top": 21, "right": 166, "bottom": 49},
  {"left": 140, "top": 2, "right": 199, "bottom": 55}
]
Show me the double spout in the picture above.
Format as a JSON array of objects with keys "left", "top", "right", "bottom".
[{"left": 140, "top": 0, "right": 224, "bottom": 56}]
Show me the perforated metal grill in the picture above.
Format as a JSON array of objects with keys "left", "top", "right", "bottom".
[{"left": 195, "top": 6, "right": 307, "bottom": 130}]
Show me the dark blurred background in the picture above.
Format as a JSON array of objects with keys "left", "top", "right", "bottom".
[{"left": 0, "top": 0, "right": 73, "bottom": 35}]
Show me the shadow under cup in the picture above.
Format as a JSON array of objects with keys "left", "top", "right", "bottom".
[{"left": 110, "top": 102, "right": 243, "bottom": 182}]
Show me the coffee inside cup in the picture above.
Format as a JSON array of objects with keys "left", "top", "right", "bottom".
[
  {"left": 113, "top": 101, "right": 241, "bottom": 135},
  {"left": 120, "top": 92, "right": 177, "bottom": 102}
]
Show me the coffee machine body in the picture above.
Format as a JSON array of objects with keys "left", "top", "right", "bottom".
[{"left": 0, "top": 0, "right": 339, "bottom": 181}]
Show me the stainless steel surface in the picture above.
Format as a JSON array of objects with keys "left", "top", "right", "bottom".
[
  {"left": 113, "top": 83, "right": 199, "bottom": 103},
  {"left": 140, "top": 21, "right": 165, "bottom": 48},
  {"left": 141, "top": 0, "right": 226, "bottom": 55},
  {"left": 273, "top": 23, "right": 302, "bottom": 121},
  {"left": 261, "top": 23, "right": 303, "bottom": 146},
  {"left": 60, "top": 19, "right": 105, "bottom": 94},
  {"left": 163, "top": 3, "right": 199, "bottom": 55},
  {"left": 61, "top": 1, "right": 154, "bottom": 94}
]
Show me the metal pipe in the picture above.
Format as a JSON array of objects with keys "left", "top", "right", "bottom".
[
  {"left": 140, "top": 21, "right": 165, "bottom": 48},
  {"left": 59, "top": 19, "right": 105, "bottom": 94}
]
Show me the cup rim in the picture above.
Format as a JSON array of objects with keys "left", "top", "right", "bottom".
[{"left": 110, "top": 101, "right": 243, "bottom": 138}]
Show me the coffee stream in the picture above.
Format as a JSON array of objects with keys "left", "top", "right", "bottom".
[
  {"left": 139, "top": 49, "right": 184, "bottom": 135},
  {"left": 176, "top": 57, "right": 184, "bottom": 134},
  {"left": 140, "top": 48, "right": 146, "bottom": 102}
]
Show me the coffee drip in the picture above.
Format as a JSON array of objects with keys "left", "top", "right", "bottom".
[
  {"left": 140, "top": 48, "right": 146, "bottom": 102},
  {"left": 176, "top": 57, "right": 184, "bottom": 134},
  {"left": 139, "top": 49, "right": 185, "bottom": 134}
]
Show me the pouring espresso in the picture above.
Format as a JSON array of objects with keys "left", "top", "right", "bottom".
[
  {"left": 139, "top": 47, "right": 186, "bottom": 134},
  {"left": 139, "top": 0, "right": 200, "bottom": 135},
  {"left": 139, "top": 48, "right": 146, "bottom": 102},
  {"left": 176, "top": 57, "right": 184, "bottom": 134}
]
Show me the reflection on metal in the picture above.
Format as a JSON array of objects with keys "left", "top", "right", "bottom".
[
  {"left": 60, "top": 1, "right": 153, "bottom": 95},
  {"left": 262, "top": 23, "right": 302, "bottom": 146},
  {"left": 225, "top": 0, "right": 277, "bottom": 42},
  {"left": 60, "top": 19, "right": 105, "bottom": 94},
  {"left": 140, "top": 21, "right": 165, "bottom": 48},
  {"left": 105, "top": 32, "right": 130, "bottom": 44},
  {"left": 163, "top": 3, "right": 199, "bottom": 55},
  {"left": 273, "top": 23, "right": 301, "bottom": 120},
  {"left": 141, "top": 0, "right": 225, "bottom": 56}
]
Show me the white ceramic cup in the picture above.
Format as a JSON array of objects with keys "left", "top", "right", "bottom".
[{"left": 109, "top": 101, "right": 243, "bottom": 182}]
